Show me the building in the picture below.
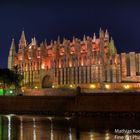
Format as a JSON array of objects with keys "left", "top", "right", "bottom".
[{"left": 8, "top": 29, "right": 140, "bottom": 90}]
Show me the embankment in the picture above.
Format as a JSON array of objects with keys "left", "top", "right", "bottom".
[{"left": 0, "top": 93, "right": 140, "bottom": 115}]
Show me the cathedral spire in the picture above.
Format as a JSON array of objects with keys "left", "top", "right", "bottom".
[
  {"left": 20, "top": 30, "right": 26, "bottom": 41},
  {"left": 57, "top": 36, "right": 60, "bottom": 44},
  {"left": 19, "top": 30, "right": 27, "bottom": 51},
  {"left": 109, "top": 37, "right": 117, "bottom": 56},
  {"left": 105, "top": 29, "right": 109, "bottom": 40},
  {"left": 72, "top": 36, "right": 75, "bottom": 44},
  {"left": 8, "top": 38, "right": 16, "bottom": 70},
  {"left": 93, "top": 33, "right": 96, "bottom": 43},
  {"left": 83, "top": 34, "right": 86, "bottom": 42},
  {"left": 51, "top": 40, "right": 53, "bottom": 46},
  {"left": 9, "top": 38, "right": 16, "bottom": 56},
  {"left": 99, "top": 28, "right": 104, "bottom": 39},
  {"left": 31, "top": 36, "right": 37, "bottom": 46}
]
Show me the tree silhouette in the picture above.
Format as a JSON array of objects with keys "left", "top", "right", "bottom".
[{"left": 0, "top": 68, "right": 23, "bottom": 95}]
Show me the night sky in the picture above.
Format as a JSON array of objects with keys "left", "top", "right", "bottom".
[{"left": 0, "top": 0, "right": 140, "bottom": 68}]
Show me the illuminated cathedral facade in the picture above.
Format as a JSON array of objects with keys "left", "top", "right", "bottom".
[{"left": 8, "top": 29, "right": 140, "bottom": 89}]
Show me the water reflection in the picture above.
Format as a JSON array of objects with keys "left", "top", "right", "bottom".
[
  {"left": 105, "top": 132, "right": 110, "bottom": 140},
  {"left": 20, "top": 117, "right": 23, "bottom": 140},
  {"left": 90, "top": 131, "right": 94, "bottom": 140},
  {"left": 50, "top": 118, "right": 53, "bottom": 140},
  {"left": 1, "top": 115, "right": 140, "bottom": 139},
  {"left": 69, "top": 127, "right": 72, "bottom": 140},
  {"left": 7, "top": 115, "right": 11, "bottom": 140},
  {"left": 33, "top": 118, "right": 36, "bottom": 140}
]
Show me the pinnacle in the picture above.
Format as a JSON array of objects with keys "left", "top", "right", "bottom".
[
  {"left": 20, "top": 30, "right": 26, "bottom": 41},
  {"left": 11, "top": 38, "right": 15, "bottom": 48}
]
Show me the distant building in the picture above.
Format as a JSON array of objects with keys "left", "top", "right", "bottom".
[{"left": 8, "top": 29, "right": 140, "bottom": 89}]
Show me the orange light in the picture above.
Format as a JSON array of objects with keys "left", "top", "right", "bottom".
[
  {"left": 90, "top": 84, "right": 96, "bottom": 89},
  {"left": 123, "top": 84, "right": 130, "bottom": 89},
  {"left": 70, "top": 85, "right": 73, "bottom": 87},
  {"left": 69, "top": 62, "right": 72, "bottom": 67},
  {"left": 41, "top": 63, "right": 45, "bottom": 69},
  {"left": 105, "top": 84, "right": 110, "bottom": 89},
  {"left": 81, "top": 59, "right": 84, "bottom": 66},
  {"left": 59, "top": 64, "right": 61, "bottom": 68}
]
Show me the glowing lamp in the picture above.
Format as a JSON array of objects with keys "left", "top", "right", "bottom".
[
  {"left": 35, "top": 86, "right": 38, "bottom": 89},
  {"left": 52, "top": 85, "right": 55, "bottom": 88},
  {"left": 41, "top": 63, "right": 45, "bottom": 69},
  {"left": 9, "top": 90, "right": 13, "bottom": 94},
  {"left": 90, "top": 84, "right": 96, "bottom": 89},
  {"left": 69, "top": 63, "right": 72, "bottom": 67},
  {"left": 123, "top": 84, "right": 130, "bottom": 89},
  {"left": 105, "top": 84, "right": 110, "bottom": 89},
  {"left": 70, "top": 85, "right": 73, "bottom": 88},
  {"left": 59, "top": 64, "right": 61, "bottom": 68},
  {"left": 29, "top": 45, "right": 32, "bottom": 49}
]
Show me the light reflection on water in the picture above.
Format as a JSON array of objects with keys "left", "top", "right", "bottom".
[
  {"left": 20, "top": 117, "right": 23, "bottom": 140},
  {"left": 33, "top": 118, "right": 36, "bottom": 140},
  {"left": 1, "top": 115, "right": 140, "bottom": 140},
  {"left": 50, "top": 118, "right": 53, "bottom": 140},
  {"left": 7, "top": 115, "right": 11, "bottom": 140}
]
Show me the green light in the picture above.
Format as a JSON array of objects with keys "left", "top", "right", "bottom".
[
  {"left": 9, "top": 90, "right": 13, "bottom": 94},
  {"left": 4, "top": 89, "right": 14, "bottom": 96},
  {"left": 0, "top": 89, "right": 3, "bottom": 96}
]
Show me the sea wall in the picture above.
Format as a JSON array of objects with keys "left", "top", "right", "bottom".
[
  {"left": 0, "top": 93, "right": 140, "bottom": 114},
  {"left": 24, "top": 88, "right": 76, "bottom": 96}
]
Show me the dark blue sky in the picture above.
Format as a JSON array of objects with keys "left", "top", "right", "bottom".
[{"left": 1, "top": 0, "right": 140, "bottom": 68}]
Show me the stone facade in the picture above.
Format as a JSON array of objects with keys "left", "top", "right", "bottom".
[{"left": 8, "top": 29, "right": 140, "bottom": 89}]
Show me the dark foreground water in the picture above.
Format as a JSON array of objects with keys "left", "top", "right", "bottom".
[{"left": 1, "top": 115, "right": 140, "bottom": 140}]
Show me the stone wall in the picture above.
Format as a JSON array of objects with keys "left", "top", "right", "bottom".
[{"left": 1, "top": 93, "right": 140, "bottom": 114}]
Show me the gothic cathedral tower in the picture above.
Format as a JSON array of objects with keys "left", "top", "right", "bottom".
[
  {"left": 19, "top": 30, "right": 26, "bottom": 52},
  {"left": 8, "top": 38, "right": 16, "bottom": 70}
]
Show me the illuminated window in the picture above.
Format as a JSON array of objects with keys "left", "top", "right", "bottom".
[
  {"left": 81, "top": 44, "right": 87, "bottom": 53},
  {"left": 60, "top": 47, "right": 65, "bottom": 55},
  {"left": 70, "top": 46, "right": 75, "bottom": 54}
]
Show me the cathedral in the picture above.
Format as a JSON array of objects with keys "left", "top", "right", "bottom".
[{"left": 8, "top": 29, "right": 140, "bottom": 90}]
